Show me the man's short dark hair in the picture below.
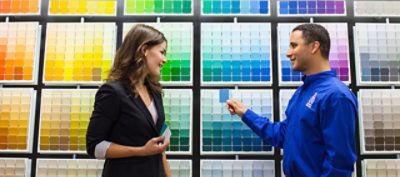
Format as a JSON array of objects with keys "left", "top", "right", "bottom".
[{"left": 292, "top": 24, "right": 331, "bottom": 59}]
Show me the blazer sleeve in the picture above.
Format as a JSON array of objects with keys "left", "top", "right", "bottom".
[{"left": 86, "top": 83, "right": 121, "bottom": 157}]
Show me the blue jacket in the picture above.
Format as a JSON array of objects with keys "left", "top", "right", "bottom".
[{"left": 242, "top": 70, "right": 357, "bottom": 177}]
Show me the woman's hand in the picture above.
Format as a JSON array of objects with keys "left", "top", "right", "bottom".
[{"left": 140, "top": 136, "right": 169, "bottom": 156}]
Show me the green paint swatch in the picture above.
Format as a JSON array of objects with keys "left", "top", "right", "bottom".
[
  {"left": 125, "top": 0, "right": 192, "bottom": 14},
  {"left": 163, "top": 90, "right": 192, "bottom": 153},
  {"left": 123, "top": 23, "right": 193, "bottom": 85}
]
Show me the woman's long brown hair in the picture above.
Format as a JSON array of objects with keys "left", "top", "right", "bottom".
[{"left": 107, "top": 24, "right": 167, "bottom": 95}]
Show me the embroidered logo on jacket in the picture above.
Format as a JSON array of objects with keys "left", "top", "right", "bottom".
[{"left": 306, "top": 92, "right": 318, "bottom": 109}]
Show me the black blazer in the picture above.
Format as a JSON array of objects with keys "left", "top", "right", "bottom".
[{"left": 86, "top": 80, "right": 166, "bottom": 177}]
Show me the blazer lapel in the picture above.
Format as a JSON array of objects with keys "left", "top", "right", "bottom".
[
  {"left": 151, "top": 91, "right": 164, "bottom": 134},
  {"left": 121, "top": 82, "right": 159, "bottom": 135}
]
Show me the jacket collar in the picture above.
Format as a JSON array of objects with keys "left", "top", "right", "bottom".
[{"left": 301, "top": 70, "right": 336, "bottom": 87}]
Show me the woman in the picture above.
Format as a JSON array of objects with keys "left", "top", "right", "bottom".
[{"left": 86, "top": 24, "right": 170, "bottom": 177}]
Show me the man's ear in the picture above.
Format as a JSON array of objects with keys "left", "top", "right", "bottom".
[{"left": 311, "top": 41, "right": 320, "bottom": 55}]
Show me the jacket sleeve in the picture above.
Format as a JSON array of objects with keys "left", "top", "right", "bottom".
[
  {"left": 320, "top": 94, "right": 357, "bottom": 177},
  {"left": 242, "top": 110, "right": 288, "bottom": 148},
  {"left": 86, "top": 84, "right": 121, "bottom": 157}
]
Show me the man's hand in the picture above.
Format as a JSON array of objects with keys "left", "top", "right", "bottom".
[{"left": 226, "top": 99, "right": 248, "bottom": 118}]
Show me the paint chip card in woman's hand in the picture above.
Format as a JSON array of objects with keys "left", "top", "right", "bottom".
[{"left": 160, "top": 123, "right": 171, "bottom": 143}]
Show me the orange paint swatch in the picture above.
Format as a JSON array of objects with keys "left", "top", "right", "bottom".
[
  {"left": 0, "top": 22, "right": 39, "bottom": 83},
  {"left": 0, "top": 0, "right": 40, "bottom": 15}
]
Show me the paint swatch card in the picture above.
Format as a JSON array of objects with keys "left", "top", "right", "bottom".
[
  {"left": 219, "top": 89, "right": 229, "bottom": 103},
  {"left": 160, "top": 123, "right": 171, "bottom": 143}
]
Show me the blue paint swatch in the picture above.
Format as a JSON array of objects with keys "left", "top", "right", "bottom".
[
  {"left": 203, "top": 0, "right": 270, "bottom": 15},
  {"left": 202, "top": 89, "right": 273, "bottom": 154},
  {"left": 219, "top": 89, "right": 229, "bottom": 103},
  {"left": 202, "top": 23, "right": 272, "bottom": 85},
  {"left": 279, "top": 0, "right": 346, "bottom": 16}
]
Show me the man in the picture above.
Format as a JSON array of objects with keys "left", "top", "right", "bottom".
[{"left": 226, "top": 24, "right": 357, "bottom": 177}]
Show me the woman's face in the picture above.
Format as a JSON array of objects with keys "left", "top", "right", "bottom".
[{"left": 144, "top": 41, "right": 167, "bottom": 77}]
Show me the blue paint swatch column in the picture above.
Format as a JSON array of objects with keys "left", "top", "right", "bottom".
[
  {"left": 201, "top": 89, "right": 273, "bottom": 154},
  {"left": 278, "top": 0, "right": 346, "bottom": 16},
  {"left": 201, "top": 160, "right": 274, "bottom": 177},
  {"left": 278, "top": 23, "right": 350, "bottom": 85},
  {"left": 202, "top": 0, "right": 270, "bottom": 15},
  {"left": 201, "top": 23, "right": 272, "bottom": 86},
  {"left": 355, "top": 24, "right": 400, "bottom": 85}
]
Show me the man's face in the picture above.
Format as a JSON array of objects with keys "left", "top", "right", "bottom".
[{"left": 286, "top": 30, "right": 314, "bottom": 72}]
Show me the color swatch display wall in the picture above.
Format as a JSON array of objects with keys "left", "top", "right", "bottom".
[{"left": 1, "top": 0, "right": 400, "bottom": 177}]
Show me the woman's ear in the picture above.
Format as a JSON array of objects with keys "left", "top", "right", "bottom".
[{"left": 140, "top": 45, "right": 148, "bottom": 57}]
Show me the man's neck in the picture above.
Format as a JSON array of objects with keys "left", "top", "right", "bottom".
[{"left": 304, "top": 58, "right": 331, "bottom": 75}]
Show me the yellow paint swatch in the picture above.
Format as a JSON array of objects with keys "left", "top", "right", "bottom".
[
  {"left": 44, "top": 23, "right": 115, "bottom": 85},
  {"left": 0, "top": 88, "right": 34, "bottom": 152},
  {"left": 49, "top": 0, "right": 116, "bottom": 15},
  {"left": 39, "top": 89, "right": 96, "bottom": 153}
]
